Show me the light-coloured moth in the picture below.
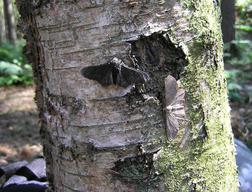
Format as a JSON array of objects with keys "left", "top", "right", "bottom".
[{"left": 164, "top": 75, "right": 187, "bottom": 140}]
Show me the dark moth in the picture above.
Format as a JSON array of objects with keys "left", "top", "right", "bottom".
[
  {"left": 164, "top": 75, "right": 187, "bottom": 140},
  {"left": 81, "top": 57, "right": 150, "bottom": 88}
]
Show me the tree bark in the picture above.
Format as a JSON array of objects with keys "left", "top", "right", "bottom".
[
  {"left": 17, "top": 0, "right": 238, "bottom": 191},
  {"left": 3, "top": 0, "right": 16, "bottom": 45}
]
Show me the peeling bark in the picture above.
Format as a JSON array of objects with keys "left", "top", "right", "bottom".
[{"left": 17, "top": 0, "right": 238, "bottom": 191}]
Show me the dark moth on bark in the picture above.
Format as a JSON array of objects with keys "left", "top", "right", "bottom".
[
  {"left": 164, "top": 75, "right": 188, "bottom": 140},
  {"left": 81, "top": 57, "right": 150, "bottom": 88}
]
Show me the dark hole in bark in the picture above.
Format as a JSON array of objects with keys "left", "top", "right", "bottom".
[
  {"left": 130, "top": 33, "right": 187, "bottom": 78},
  {"left": 111, "top": 153, "right": 161, "bottom": 188},
  {"left": 198, "top": 124, "right": 208, "bottom": 139},
  {"left": 127, "top": 33, "right": 189, "bottom": 142},
  {"left": 189, "top": 183, "right": 197, "bottom": 192},
  {"left": 196, "top": 105, "right": 208, "bottom": 140},
  {"left": 128, "top": 32, "right": 187, "bottom": 100}
]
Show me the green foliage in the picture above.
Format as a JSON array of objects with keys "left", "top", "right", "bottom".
[
  {"left": 236, "top": 0, "right": 252, "bottom": 14},
  {"left": 0, "top": 61, "right": 22, "bottom": 75},
  {"left": 236, "top": 0, "right": 251, "bottom": 8},
  {"left": 235, "top": 0, "right": 252, "bottom": 33},
  {"left": 224, "top": 40, "right": 252, "bottom": 103},
  {"left": 224, "top": 1, "right": 252, "bottom": 103},
  {"left": 235, "top": 25, "right": 252, "bottom": 32},
  {"left": 224, "top": 70, "right": 248, "bottom": 103},
  {"left": 0, "top": 41, "right": 33, "bottom": 86},
  {"left": 224, "top": 40, "right": 252, "bottom": 66}
]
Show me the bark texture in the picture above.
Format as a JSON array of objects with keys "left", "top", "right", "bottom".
[{"left": 17, "top": 0, "right": 238, "bottom": 191}]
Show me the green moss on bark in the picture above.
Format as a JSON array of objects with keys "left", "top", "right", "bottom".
[{"left": 155, "top": 0, "right": 238, "bottom": 191}]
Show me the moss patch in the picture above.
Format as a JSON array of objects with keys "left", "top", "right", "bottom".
[{"left": 155, "top": 0, "right": 238, "bottom": 191}]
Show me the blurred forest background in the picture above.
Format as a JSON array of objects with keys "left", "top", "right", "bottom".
[{"left": 0, "top": 0, "right": 251, "bottom": 164}]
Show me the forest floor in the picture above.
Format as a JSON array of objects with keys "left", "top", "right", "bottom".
[
  {"left": 0, "top": 86, "right": 42, "bottom": 165},
  {"left": 0, "top": 85, "right": 252, "bottom": 165}
]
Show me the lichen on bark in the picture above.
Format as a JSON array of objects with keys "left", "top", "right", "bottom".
[{"left": 154, "top": 0, "right": 238, "bottom": 191}]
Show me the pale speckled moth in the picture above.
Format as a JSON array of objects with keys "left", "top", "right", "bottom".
[{"left": 164, "top": 75, "right": 187, "bottom": 140}]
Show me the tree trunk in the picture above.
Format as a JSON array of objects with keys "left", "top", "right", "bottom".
[
  {"left": 3, "top": 0, "right": 16, "bottom": 45},
  {"left": 221, "top": 0, "right": 235, "bottom": 43},
  {"left": 0, "top": 0, "right": 5, "bottom": 43},
  {"left": 0, "top": 14, "right": 5, "bottom": 44},
  {"left": 17, "top": 1, "right": 238, "bottom": 191}
]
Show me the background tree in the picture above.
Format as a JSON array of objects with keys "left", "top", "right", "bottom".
[
  {"left": 0, "top": 1, "right": 5, "bottom": 43},
  {"left": 17, "top": 0, "right": 238, "bottom": 191},
  {"left": 3, "top": 0, "right": 16, "bottom": 45},
  {"left": 221, "top": 0, "right": 236, "bottom": 43},
  {"left": 0, "top": 15, "right": 5, "bottom": 44}
]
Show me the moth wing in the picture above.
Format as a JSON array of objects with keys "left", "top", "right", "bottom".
[
  {"left": 174, "top": 89, "right": 185, "bottom": 103},
  {"left": 175, "top": 89, "right": 186, "bottom": 116},
  {"left": 172, "top": 109, "right": 186, "bottom": 119},
  {"left": 166, "top": 114, "right": 179, "bottom": 139},
  {"left": 81, "top": 64, "right": 114, "bottom": 86},
  {"left": 117, "top": 64, "right": 150, "bottom": 87},
  {"left": 165, "top": 75, "right": 177, "bottom": 106}
]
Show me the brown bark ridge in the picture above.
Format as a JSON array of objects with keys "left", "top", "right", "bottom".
[{"left": 17, "top": 0, "right": 238, "bottom": 191}]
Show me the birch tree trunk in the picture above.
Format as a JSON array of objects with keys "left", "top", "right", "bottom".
[{"left": 17, "top": 0, "right": 238, "bottom": 191}]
